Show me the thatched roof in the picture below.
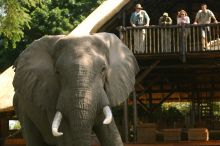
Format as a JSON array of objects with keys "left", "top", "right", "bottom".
[
  {"left": 0, "top": 67, "right": 15, "bottom": 112},
  {"left": 70, "top": 0, "right": 129, "bottom": 35},
  {"left": 0, "top": 0, "right": 130, "bottom": 112}
]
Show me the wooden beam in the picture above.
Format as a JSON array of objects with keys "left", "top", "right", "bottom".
[
  {"left": 136, "top": 87, "right": 220, "bottom": 94},
  {"left": 135, "top": 60, "right": 160, "bottom": 84},
  {"left": 140, "top": 64, "right": 220, "bottom": 69},
  {"left": 152, "top": 89, "right": 176, "bottom": 111},
  {"left": 136, "top": 83, "right": 145, "bottom": 90},
  {"left": 137, "top": 99, "right": 150, "bottom": 112}
]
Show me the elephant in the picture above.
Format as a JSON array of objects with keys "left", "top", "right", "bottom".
[{"left": 13, "top": 32, "right": 139, "bottom": 146}]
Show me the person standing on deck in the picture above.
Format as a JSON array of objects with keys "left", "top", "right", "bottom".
[
  {"left": 130, "top": 4, "right": 150, "bottom": 54},
  {"left": 193, "top": 3, "right": 218, "bottom": 49},
  {"left": 177, "top": 10, "right": 190, "bottom": 57},
  {"left": 177, "top": 10, "right": 190, "bottom": 40},
  {"left": 159, "top": 12, "right": 172, "bottom": 53},
  {"left": 177, "top": 10, "right": 190, "bottom": 25}
]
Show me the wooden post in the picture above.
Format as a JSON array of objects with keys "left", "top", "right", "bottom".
[
  {"left": 120, "top": 13, "right": 129, "bottom": 143},
  {"left": 132, "top": 91, "right": 138, "bottom": 142},
  {"left": 0, "top": 114, "right": 8, "bottom": 146},
  {"left": 119, "top": 25, "right": 128, "bottom": 143},
  {"left": 148, "top": 90, "right": 153, "bottom": 123},
  {"left": 0, "top": 117, "right": 2, "bottom": 146},
  {"left": 191, "top": 91, "right": 196, "bottom": 127},
  {"left": 123, "top": 100, "right": 129, "bottom": 143},
  {"left": 180, "top": 25, "right": 186, "bottom": 63}
]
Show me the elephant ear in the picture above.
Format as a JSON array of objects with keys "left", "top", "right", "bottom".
[
  {"left": 95, "top": 33, "right": 139, "bottom": 106},
  {"left": 13, "top": 35, "right": 64, "bottom": 111}
]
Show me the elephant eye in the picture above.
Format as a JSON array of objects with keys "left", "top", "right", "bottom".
[
  {"left": 101, "top": 67, "right": 106, "bottom": 82},
  {"left": 101, "top": 65, "right": 107, "bottom": 79},
  {"left": 101, "top": 66, "right": 106, "bottom": 73},
  {"left": 55, "top": 70, "right": 60, "bottom": 74}
]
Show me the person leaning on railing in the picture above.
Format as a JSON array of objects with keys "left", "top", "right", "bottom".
[
  {"left": 158, "top": 12, "right": 172, "bottom": 53},
  {"left": 177, "top": 10, "right": 190, "bottom": 38},
  {"left": 159, "top": 12, "right": 172, "bottom": 26},
  {"left": 130, "top": 3, "right": 150, "bottom": 54},
  {"left": 177, "top": 10, "right": 190, "bottom": 55},
  {"left": 193, "top": 3, "right": 218, "bottom": 49},
  {"left": 177, "top": 10, "right": 190, "bottom": 25}
]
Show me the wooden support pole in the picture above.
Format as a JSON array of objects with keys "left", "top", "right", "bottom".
[
  {"left": 132, "top": 91, "right": 138, "bottom": 142},
  {"left": 123, "top": 100, "right": 129, "bottom": 143},
  {"left": 148, "top": 90, "right": 153, "bottom": 122},
  {"left": 191, "top": 91, "right": 196, "bottom": 127},
  {"left": 0, "top": 114, "right": 8, "bottom": 146},
  {"left": 180, "top": 25, "right": 186, "bottom": 63}
]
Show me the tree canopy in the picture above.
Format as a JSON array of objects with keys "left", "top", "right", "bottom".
[
  {"left": 0, "top": 0, "right": 37, "bottom": 46},
  {"left": 0, "top": 0, "right": 104, "bottom": 72}
]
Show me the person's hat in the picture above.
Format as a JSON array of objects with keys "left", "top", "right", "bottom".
[
  {"left": 135, "top": 4, "right": 143, "bottom": 9},
  {"left": 163, "top": 12, "right": 168, "bottom": 16}
]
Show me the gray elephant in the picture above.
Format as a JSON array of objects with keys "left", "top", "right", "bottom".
[{"left": 13, "top": 32, "right": 139, "bottom": 146}]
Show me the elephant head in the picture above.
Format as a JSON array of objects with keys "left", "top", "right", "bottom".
[{"left": 13, "top": 33, "right": 139, "bottom": 146}]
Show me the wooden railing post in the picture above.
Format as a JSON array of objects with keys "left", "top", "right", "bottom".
[{"left": 180, "top": 25, "right": 186, "bottom": 63}]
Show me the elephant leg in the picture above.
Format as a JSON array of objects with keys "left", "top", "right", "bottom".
[
  {"left": 93, "top": 117, "right": 124, "bottom": 146},
  {"left": 21, "top": 114, "right": 51, "bottom": 146}
]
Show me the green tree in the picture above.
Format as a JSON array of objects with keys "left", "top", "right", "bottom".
[
  {"left": 0, "top": 0, "right": 37, "bottom": 46},
  {"left": 0, "top": 0, "right": 104, "bottom": 72}
]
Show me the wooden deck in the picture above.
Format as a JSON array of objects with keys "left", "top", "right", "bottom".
[
  {"left": 94, "top": 141, "right": 220, "bottom": 146},
  {"left": 124, "top": 141, "right": 220, "bottom": 146},
  {"left": 4, "top": 139, "right": 220, "bottom": 146},
  {"left": 126, "top": 141, "right": 220, "bottom": 146}
]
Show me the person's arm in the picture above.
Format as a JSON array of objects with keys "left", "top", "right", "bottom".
[
  {"left": 177, "top": 17, "right": 181, "bottom": 25},
  {"left": 167, "top": 17, "right": 172, "bottom": 25},
  {"left": 144, "top": 11, "right": 150, "bottom": 26},
  {"left": 159, "top": 17, "right": 164, "bottom": 25},
  {"left": 158, "top": 17, "right": 161, "bottom": 25},
  {"left": 194, "top": 11, "right": 200, "bottom": 24},
  {"left": 209, "top": 10, "right": 218, "bottom": 23},
  {"left": 130, "top": 13, "right": 136, "bottom": 27},
  {"left": 187, "top": 16, "right": 190, "bottom": 24}
]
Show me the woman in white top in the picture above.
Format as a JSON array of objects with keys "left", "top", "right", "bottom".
[
  {"left": 177, "top": 10, "right": 190, "bottom": 54},
  {"left": 177, "top": 10, "right": 190, "bottom": 25}
]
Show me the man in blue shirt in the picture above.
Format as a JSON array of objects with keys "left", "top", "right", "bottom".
[
  {"left": 130, "top": 4, "right": 150, "bottom": 54},
  {"left": 130, "top": 4, "right": 150, "bottom": 27}
]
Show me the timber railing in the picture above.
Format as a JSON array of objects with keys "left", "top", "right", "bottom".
[{"left": 119, "top": 23, "right": 220, "bottom": 61}]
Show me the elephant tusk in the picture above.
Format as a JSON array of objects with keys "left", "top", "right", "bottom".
[
  {"left": 52, "top": 111, "right": 63, "bottom": 137},
  {"left": 103, "top": 106, "right": 112, "bottom": 124}
]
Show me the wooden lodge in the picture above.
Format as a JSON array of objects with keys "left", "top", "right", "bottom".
[
  {"left": 112, "top": 0, "right": 220, "bottom": 144},
  {"left": 1, "top": 0, "right": 220, "bottom": 145}
]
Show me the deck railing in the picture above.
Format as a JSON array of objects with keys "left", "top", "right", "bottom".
[{"left": 120, "top": 23, "right": 220, "bottom": 56}]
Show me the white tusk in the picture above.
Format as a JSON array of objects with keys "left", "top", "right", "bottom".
[
  {"left": 52, "top": 111, "right": 63, "bottom": 137},
  {"left": 103, "top": 106, "right": 112, "bottom": 124}
]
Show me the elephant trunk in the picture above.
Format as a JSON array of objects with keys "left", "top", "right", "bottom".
[{"left": 51, "top": 106, "right": 112, "bottom": 137}]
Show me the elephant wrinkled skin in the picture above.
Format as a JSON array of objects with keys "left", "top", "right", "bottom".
[{"left": 13, "top": 33, "right": 139, "bottom": 146}]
